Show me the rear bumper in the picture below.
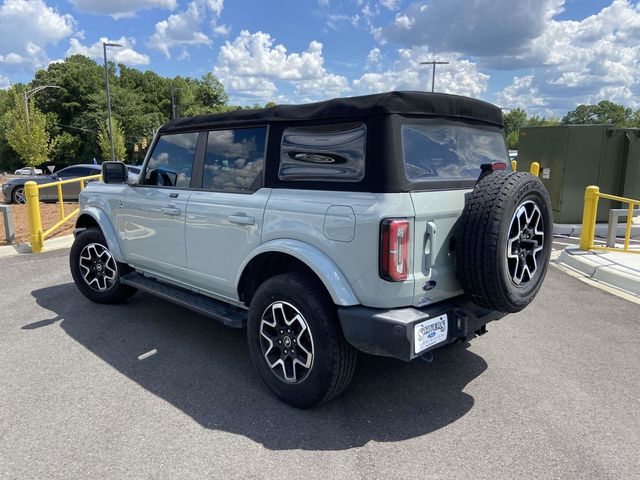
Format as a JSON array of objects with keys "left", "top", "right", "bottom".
[{"left": 338, "top": 296, "right": 506, "bottom": 361}]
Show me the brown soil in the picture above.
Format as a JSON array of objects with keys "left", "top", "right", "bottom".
[{"left": 1, "top": 202, "right": 79, "bottom": 246}]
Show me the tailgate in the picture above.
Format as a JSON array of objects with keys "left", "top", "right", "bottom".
[{"left": 410, "top": 189, "right": 470, "bottom": 307}]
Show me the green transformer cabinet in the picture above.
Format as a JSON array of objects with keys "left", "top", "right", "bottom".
[{"left": 517, "top": 125, "right": 640, "bottom": 224}]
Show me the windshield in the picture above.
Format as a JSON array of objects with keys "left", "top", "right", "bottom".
[{"left": 402, "top": 124, "right": 508, "bottom": 182}]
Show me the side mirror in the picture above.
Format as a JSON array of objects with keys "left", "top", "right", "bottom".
[{"left": 102, "top": 161, "right": 127, "bottom": 184}]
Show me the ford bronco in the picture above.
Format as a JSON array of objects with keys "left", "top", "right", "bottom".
[{"left": 70, "top": 91, "right": 552, "bottom": 408}]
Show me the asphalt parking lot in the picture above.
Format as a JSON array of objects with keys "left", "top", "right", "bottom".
[{"left": 1, "top": 249, "right": 639, "bottom": 480}]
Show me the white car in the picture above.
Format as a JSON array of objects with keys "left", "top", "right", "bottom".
[{"left": 14, "top": 167, "right": 43, "bottom": 175}]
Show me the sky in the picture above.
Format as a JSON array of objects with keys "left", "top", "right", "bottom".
[{"left": 0, "top": 0, "right": 639, "bottom": 115}]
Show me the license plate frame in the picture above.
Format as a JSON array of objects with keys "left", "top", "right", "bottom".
[{"left": 414, "top": 314, "right": 448, "bottom": 354}]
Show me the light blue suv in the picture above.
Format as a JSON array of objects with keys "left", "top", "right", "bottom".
[{"left": 70, "top": 91, "right": 553, "bottom": 407}]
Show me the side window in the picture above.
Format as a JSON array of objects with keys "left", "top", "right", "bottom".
[
  {"left": 77, "top": 167, "right": 98, "bottom": 177},
  {"left": 57, "top": 167, "right": 82, "bottom": 178},
  {"left": 202, "top": 127, "right": 266, "bottom": 192},
  {"left": 144, "top": 132, "right": 198, "bottom": 188},
  {"left": 279, "top": 123, "right": 366, "bottom": 182}
]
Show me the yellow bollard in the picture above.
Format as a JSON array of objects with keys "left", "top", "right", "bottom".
[
  {"left": 579, "top": 186, "right": 600, "bottom": 250},
  {"left": 57, "top": 182, "right": 65, "bottom": 220},
  {"left": 25, "top": 181, "right": 44, "bottom": 253},
  {"left": 511, "top": 160, "right": 517, "bottom": 172},
  {"left": 530, "top": 161, "right": 540, "bottom": 177}
]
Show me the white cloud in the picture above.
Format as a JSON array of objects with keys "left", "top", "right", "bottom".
[
  {"left": 366, "top": 47, "right": 382, "bottom": 69},
  {"left": 0, "top": 75, "right": 10, "bottom": 89},
  {"left": 380, "top": 0, "right": 399, "bottom": 10},
  {"left": 378, "top": 0, "right": 564, "bottom": 58},
  {"left": 353, "top": 47, "right": 489, "bottom": 98},
  {"left": 149, "top": 0, "right": 227, "bottom": 58},
  {"left": 497, "top": 0, "right": 640, "bottom": 112},
  {"left": 213, "top": 30, "right": 349, "bottom": 102},
  {"left": 0, "top": 0, "right": 74, "bottom": 73},
  {"left": 68, "top": 0, "right": 176, "bottom": 18},
  {"left": 67, "top": 37, "right": 150, "bottom": 65},
  {"left": 496, "top": 76, "right": 544, "bottom": 109}
]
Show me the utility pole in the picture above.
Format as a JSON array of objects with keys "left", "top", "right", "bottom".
[
  {"left": 420, "top": 60, "right": 450, "bottom": 92},
  {"left": 103, "top": 42, "right": 122, "bottom": 161},
  {"left": 170, "top": 87, "right": 181, "bottom": 120}
]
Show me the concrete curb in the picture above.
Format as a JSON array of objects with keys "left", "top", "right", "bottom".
[
  {"left": 0, "top": 234, "right": 74, "bottom": 259},
  {"left": 553, "top": 222, "right": 640, "bottom": 237},
  {"left": 557, "top": 246, "right": 640, "bottom": 296}
]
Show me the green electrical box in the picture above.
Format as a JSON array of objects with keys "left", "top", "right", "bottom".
[{"left": 517, "top": 125, "right": 640, "bottom": 224}]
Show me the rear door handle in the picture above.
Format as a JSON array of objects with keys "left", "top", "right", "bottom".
[
  {"left": 228, "top": 215, "right": 255, "bottom": 225},
  {"left": 161, "top": 207, "right": 181, "bottom": 216}
]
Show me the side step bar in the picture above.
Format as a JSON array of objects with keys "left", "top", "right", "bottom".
[{"left": 121, "top": 272, "right": 247, "bottom": 328}]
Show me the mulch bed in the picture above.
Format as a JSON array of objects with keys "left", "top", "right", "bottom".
[{"left": 1, "top": 202, "right": 78, "bottom": 246}]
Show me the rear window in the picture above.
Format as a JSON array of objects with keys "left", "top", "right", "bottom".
[
  {"left": 279, "top": 123, "right": 366, "bottom": 182},
  {"left": 402, "top": 125, "right": 508, "bottom": 182}
]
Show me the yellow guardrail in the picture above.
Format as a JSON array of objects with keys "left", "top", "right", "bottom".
[
  {"left": 579, "top": 186, "right": 640, "bottom": 254},
  {"left": 25, "top": 174, "right": 101, "bottom": 253}
]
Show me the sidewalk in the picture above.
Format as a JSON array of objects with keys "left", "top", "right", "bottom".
[
  {"left": 557, "top": 246, "right": 640, "bottom": 296},
  {"left": 0, "top": 234, "right": 74, "bottom": 259}
]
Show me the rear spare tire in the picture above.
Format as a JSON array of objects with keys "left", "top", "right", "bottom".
[{"left": 456, "top": 171, "right": 553, "bottom": 313}]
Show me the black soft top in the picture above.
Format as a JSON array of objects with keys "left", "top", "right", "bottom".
[{"left": 159, "top": 91, "right": 503, "bottom": 134}]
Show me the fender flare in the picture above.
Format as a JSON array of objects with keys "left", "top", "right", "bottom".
[
  {"left": 236, "top": 239, "right": 360, "bottom": 306},
  {"left": 75, "top": 207, "right": 125, "bottom": 262}
]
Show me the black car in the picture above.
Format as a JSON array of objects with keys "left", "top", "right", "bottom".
[{"left": 2, "top": 164, "right": 101, "bottom": 204}]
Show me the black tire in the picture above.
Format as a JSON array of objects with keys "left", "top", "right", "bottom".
[
  {"left": 247, "top": 272, "right": 357, "bottom": 408},
  {"left": 69, "top": 228, "right": 137, "bottom": 304},
  {"left": 456, "top": 171, "right": 553, "bottom": 313},
  {"left": 11, "top": 186, "right": 25, "bottom": 205}
]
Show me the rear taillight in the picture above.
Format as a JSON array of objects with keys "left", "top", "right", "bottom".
[{"left": 380, "top": 218, "right": 410, "bottom": 282}]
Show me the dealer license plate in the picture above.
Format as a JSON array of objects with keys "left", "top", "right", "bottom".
[{"left": 414, "top": 314, "right": 448, "bottom": 354}]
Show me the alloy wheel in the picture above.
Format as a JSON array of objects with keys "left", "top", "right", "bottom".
[
  {"left": 506, "top": 200, "right": 545, "bottom": 286},
  {"left": 259, "top": 301, "right": 314, "bottom": 384},
  {"left": 79, "top": 243, "right": 118, "bottom": 292},
  {"left": 13, "top": 187, "right": 25, "bottom": 205}
]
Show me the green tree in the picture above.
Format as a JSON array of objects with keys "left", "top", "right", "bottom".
[
  {"left": 97, "top": 118, "right": 126, "bottom": 161},
  {"left": 562, "top": 100, "right": 632, "bottom": 127},
  {"left": 527, "top": 115, "right": 560, "bottom": 127},
  {"left": 2, "top": 89, "right": 57, "bottom": 170},
  {"left": 506, "top": 131, "right": 519, "bottom": 150},
  {"left": 503, "top": 108, "right": 528, "bottom": 137}
]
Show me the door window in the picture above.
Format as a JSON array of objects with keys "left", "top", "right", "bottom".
[
  {"left": 202, "top": 127, "right": 266, "bottom": 192},
  {"left": 144, "top": 132, "right": 199, "bottom": 188}
]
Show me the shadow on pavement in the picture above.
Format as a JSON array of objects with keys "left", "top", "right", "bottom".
[{"left": 30, "top": 282, "right": 487, "bottom": 451}]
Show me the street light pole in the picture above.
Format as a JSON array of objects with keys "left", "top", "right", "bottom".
[
  {"left": 103, "top": 42, "right": 122, "bottom": 162},
  {"left": 171, "top": 88, "right": 176, "bottom": 120},
  {"left": 170, "top": 87, "right": 182, "bottom": 120},
  {"left": 24, "top": 85, "right": 60, "bottom": 124},
  {"left": 420, "top": 60, "right": 450, "bottom": 92}
]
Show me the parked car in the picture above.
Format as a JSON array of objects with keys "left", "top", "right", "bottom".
[
  {"left": 69, "top": 91, "right": 553, "bottom": 408},
  {"left": 2, "top": 164, "right": 101, "bottom": 204},
  {"left": 14, "top": 167, "right": 43, "bottom": 175}
]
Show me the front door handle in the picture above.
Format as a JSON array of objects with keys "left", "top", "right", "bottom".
[
  {"left": 161, "top": 207, "right": 181, "bottom": 216},
  {"left": 228, "top": 215, "right": 255, "bottom": 226}
]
